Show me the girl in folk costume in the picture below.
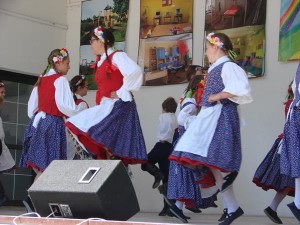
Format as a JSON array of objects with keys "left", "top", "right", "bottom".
[
  {"left": 65, "top": 27, "right": 147, "bottom": 166},
  {"left": 19, "top": 48, "right": 77, "bottom": 212},
  {"left": 166, "top": 75, "right": 218, "bottom": 223},
  {"left": 253, "top": 82, "right": 294, "bottom": 224},
  {"left": 280, "top": 63, "right": 300, "bottom": 223},
  {"left": 169, "top": 33, "right": 252, "bottom": 225},
  {"left": 0, "top": 82, "right": 16, "bottom": 206},
  {"left": 68, "top": 75, "right": 94, "bottom": 160},
  {"left": 20, "top": 48, "right": 77, "bottom": 172},
  {"left": 70, "top": 75, "right": 89, "bottom": 111}
]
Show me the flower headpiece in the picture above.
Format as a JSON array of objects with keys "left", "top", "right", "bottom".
[
  {"left": 53, "top": 48, "right": 69, "bottom": 64},
  {"left": 0, "top": 82, "right": 4, "bottom": 87},
  {"left": 75, "top": 75, "right": 86, "bottom": 87},
  {"left": 206, "top": 33, "right": 224, "bottom": 49},
  {"left": 94, "top": 27, "right": 105, "bottom": 43}
]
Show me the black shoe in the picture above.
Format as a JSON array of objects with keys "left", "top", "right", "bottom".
[
  {"left": 166, "top": 209, "right": 174, "bottom": 217},
  {"left": 264, "top": 207, "right": 283, "bottom": 224},
  {"left": 0, "top": 195, "right": 9, "bottom": 206},
  {"left": 287, "top": 202, "right": 300, "bottom": 222},
  {"left": 218, "top": 208, "right": 228, "bottom": 222},
  {"left": 158, "top": 205, "right": 169, "bottom": 216},
  {"left": 167, "top": 209, "right": 190, "bottom": 219},
  {"left": 186, "top": 207, "right": 202, "bottom": 213},
  {"left": 141, "top": 163, "right": 164, "bottom": 189},
  {"left": 212, "top": 203, "right": 219, "bottom": 208},
  {"left": 23, "top": 196, "right": 35, "bottom": 213},
  {"left": 221, "top": 171, "right": 238, "bottom": 192},
  {"left": 219, "top": 207, "right": 244, "bottom": 225},
  {"left": 153, "top": 171, "right": 164, "bottom": 189},
  {"left": 169, "top": 205, "right": 189, "bottom": 223}
]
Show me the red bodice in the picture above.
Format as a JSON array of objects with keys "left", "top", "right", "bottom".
[
  {"left": 94, "top": 51, "right": 123, "bottom": 105},
  {"left": 38, "top": 74, "right": 65, "bottom": 117}
]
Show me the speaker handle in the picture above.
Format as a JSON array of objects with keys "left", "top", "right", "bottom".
[{"left": 78, "top": 167, "right": 100, "bottom": 184}]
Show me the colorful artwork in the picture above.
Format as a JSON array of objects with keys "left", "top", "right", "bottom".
[
  {"left": 79, "top": 0, "right": 129, "bottom": 90},
  {"left": 205, "top": 0, "right": 266, "bottom": 79},
  {"left": 279, "top": 0, "right": 300, "bottom": 62},
  {"left": 139, "top": 0, "right": 193, "bottom": 86}
]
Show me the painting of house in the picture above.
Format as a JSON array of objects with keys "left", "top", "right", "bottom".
[{"left": 79, "top": 0, "right": 129, "bottom": 90}]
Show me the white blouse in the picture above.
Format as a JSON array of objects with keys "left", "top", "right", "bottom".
[
  {"left": 97, "top": 48, "right": 143, "bottom": 102},
  {"left": 209, "top": 56, "right": 253, "bottom": 105},
  {"left": 28, "top": 69, "right": 77, "bottom": 119},
  {"left": 177, "top": 98, "right": 198, "bottom": 129},
  {"left": 157, "top": 113, "right": 178, "bottom": 143},
  {"left": 74, "top": 94, "right": 89, "bottom": 112}
]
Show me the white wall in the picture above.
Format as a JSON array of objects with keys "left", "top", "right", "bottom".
[
  {"left": 1, "top": 0, "right": 299, "bottom": 217},
  {"left": 0, "top": 0, "right": 67, "bottom": 75}
]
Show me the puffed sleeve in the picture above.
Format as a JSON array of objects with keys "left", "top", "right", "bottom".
[
  {"left": 221, "top": 62, "right": 253, "bottom": 105},
  {"left": 54, "top": 76, "right": 77, "bottom": 117},
  {"left": 177, "top": 99, "right": 198, "bottom": 129},
  {"left": 27, "top": 86, "right": 38, "bottom": 118},
  {"left": 112, "top": 52, "right": 143, "bottom": 102}
]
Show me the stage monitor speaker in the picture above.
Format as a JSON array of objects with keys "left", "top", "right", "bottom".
[{"left": 28, "top": 160, "right": 140, "bottom": 220}]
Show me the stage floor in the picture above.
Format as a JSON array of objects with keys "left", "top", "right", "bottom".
[{"left": 0, "top": 206, "right": 299, "bottom": 225}]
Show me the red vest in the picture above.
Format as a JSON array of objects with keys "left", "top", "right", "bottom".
[
  {"left": 94, "top": 51, "right": 123, "bottom": 105},
  {"left": 38, "top": 74, "right": 65, "bottom": 117},
  {"left": 75, "top": 98, "right": 89, "bottom": 108}
]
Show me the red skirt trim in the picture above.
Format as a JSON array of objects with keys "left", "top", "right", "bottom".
[
  {"left": 252, "top": 178, "right": 295, "bottom": 197},
  {"left": 65, "top": 121, "right": 146, "bottom": 165}
]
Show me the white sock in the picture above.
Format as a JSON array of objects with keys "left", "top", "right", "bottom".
[
  {"left": 221, "top": 185, "right": 239, "bottom": 214},
  {"left": 175, "top": 200, "right": 184, "bottom": 210},
  {"left": 269, "top": 190, "right": 288, "bottom": 211},
  {"left": 294, "top": 178, "right": 300, "bottom": 208},
  {"left": 210, "top": 169, "right": 228, "bottom": 210}
]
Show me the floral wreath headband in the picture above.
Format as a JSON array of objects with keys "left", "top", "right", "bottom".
[
  {"left": 206, "top": 33, "right": 224, "bottom": 49},
  {"left": 0, "top": 82, "right": 4, "bottom": 87},
  {"left": 53, "top": 48, "right": 69, "bottom": 64},
  {"left": 206, "top": 33, "right": 237, "bottom": 60},
  {"left": 94, "top": 27, "right": 105, "bottom": 43},
  {"left": 75, "top": 75, "right": 86, "bottom": 87}
]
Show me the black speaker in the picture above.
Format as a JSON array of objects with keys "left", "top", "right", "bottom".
[{"left": 28, "top": 160, "right": 140, "bottom": 220}]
